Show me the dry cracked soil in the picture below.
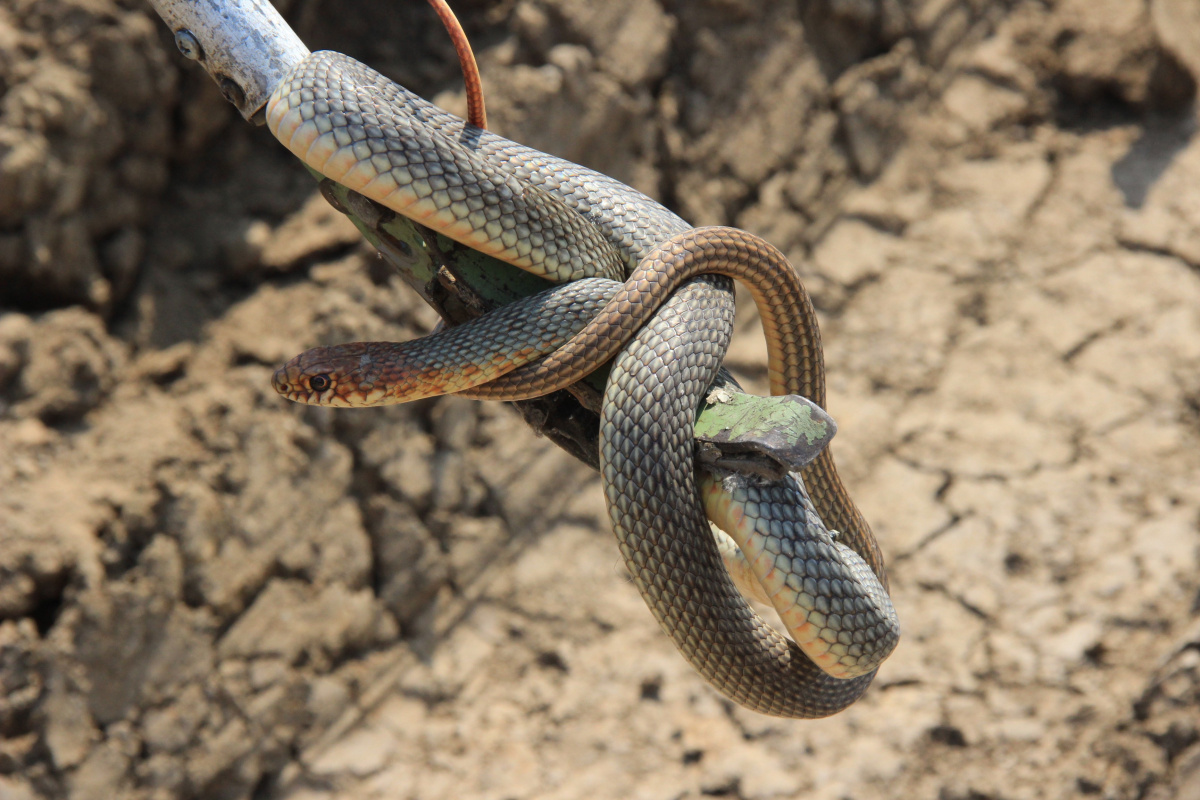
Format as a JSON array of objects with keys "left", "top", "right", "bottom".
[{"left": 2, "top": 0, "right": 1200, "bottom": 799}]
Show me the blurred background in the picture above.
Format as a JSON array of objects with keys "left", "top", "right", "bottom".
[{"left": 2, "top": 0, "right": 1199, "bottom": 798}]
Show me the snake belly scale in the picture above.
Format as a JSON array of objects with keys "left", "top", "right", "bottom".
[{"left": 267, "top": 50, "right": 898, "bottom": 716}]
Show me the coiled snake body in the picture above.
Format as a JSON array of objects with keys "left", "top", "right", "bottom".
[{"left": 268, "top": 51, "right": 898, "bottom": 717}]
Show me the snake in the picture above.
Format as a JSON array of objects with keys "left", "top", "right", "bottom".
[{"left": 266, "top": 50, "right": 898, "bottom": 716}]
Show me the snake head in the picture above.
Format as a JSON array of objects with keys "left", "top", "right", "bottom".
[{"left": 272, "top": 342, "right": 389, "bottom": 407}]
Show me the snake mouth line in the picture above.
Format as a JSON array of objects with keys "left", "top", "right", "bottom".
[
  {"left": 271, "top": 364, "right": 346, "bottom": 405},
  {"left": 271, "top": 367, "right": 314, "bottom": 403}
]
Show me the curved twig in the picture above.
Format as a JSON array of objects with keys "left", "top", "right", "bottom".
[{"left": 426, "top": 0, "right": 487, "bottom": 129}]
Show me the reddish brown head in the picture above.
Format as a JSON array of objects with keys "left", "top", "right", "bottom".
[{"left": 272, "top": 342, "right": 392, "bottom": 407}]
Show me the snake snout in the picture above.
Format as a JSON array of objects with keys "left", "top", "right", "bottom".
[{"left": 271, "top": 365, "right": 297, "bottom": 397}]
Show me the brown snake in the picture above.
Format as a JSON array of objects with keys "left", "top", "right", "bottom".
[{"left": 267, "top": 50, "right": 898, "bottom": 716}]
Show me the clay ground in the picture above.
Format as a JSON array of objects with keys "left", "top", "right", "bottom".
[{"left": 2, "top": 0, "right": 1200, "bottom": 798}]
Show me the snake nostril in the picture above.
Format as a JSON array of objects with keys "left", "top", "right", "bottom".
[{"left": 272, "top": 368, "right": 300, "bottom": 396}]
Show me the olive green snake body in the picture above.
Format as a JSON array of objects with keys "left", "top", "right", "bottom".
[{"left": 268, "top": 51, "right": 898, "bottom": 716}]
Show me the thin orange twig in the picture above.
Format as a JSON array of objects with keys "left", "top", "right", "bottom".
[{"left": 426, "top": 0, "right": 487, "bottom": 130}]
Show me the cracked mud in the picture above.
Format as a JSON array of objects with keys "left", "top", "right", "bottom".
[{"left": 2, "top": 1, "right": 1199, "bottom": 799}]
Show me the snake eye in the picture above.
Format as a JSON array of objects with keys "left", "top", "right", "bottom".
[{"left": 309, "top": 374, "right": 331, "bottom": 392}]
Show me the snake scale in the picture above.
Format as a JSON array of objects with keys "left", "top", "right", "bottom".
[{"left": 267, "top": 50, "right": 898, "bottom": 717}]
